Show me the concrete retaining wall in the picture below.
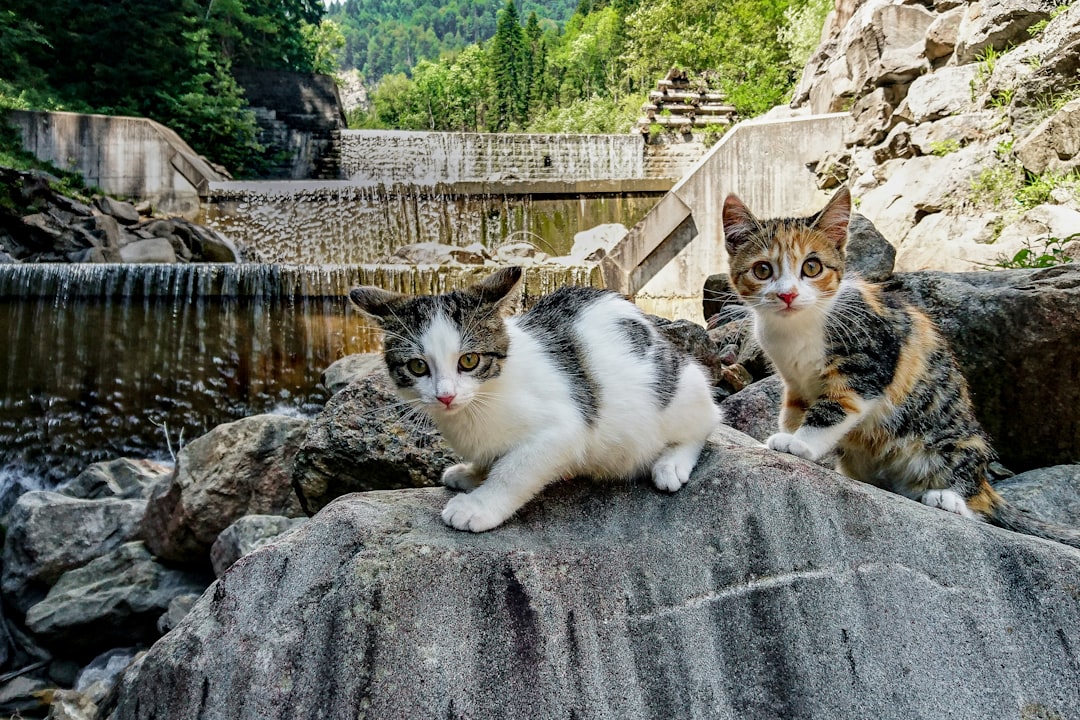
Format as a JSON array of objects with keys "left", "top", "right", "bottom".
[
  {"left": 602, "top": 113, "right": 849, "bottom": 320},
  {"left": 339, "top": 130, "right": 647, "bottom": 183},
  {"left": 6, "top": 110, "right": 222, "bottom": 218}
]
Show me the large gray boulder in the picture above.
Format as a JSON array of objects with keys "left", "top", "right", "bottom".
[
  {"left": 996, "top": 465, "right": 1080, "bottom": 527},
  {"left": 319, "top": 353, "right": 385, "bottom": 396},
  {"left": 889, "top": 265, "right": 1080, "bottom": 472},
  {"left": 23, "top": 542, "right": 207, "bottom": 659},
  {"left": 1, "top": 492, "right": 146, "bottom": 615},
  {"left": 291, "top": 374, "right": 458, "bottom": 515},
  {"left": 141, "top": 414, "right": 309, "bottom": 566},
  {"left": 718, "top": 375, "right": 783, "bottom": 443},
  {"left": 108, "top": 427, "right": 1080, "bottom": 720}
]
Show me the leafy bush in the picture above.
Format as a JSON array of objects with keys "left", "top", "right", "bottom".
[{"left": 995, "top": 234, "right": 1078, "bottom": 269}]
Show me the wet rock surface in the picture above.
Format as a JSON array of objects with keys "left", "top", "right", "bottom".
[
  {"left": 142, "top": 414, "right": 310, "bottom": 566},
  {"left": 108, "top": 426, "right": 1080, "bottom": 720}
]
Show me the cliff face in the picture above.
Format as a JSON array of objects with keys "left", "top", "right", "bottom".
[
  {"left": 108, "top": 427, "right": 1080, "bottom": 720},
  {"left": 792, "top": 0, "right": 1080, "bottom": 272}
]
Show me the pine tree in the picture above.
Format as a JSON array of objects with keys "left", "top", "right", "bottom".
[{"left": 487, "top": 0, "right": 525, "bottom": 131}]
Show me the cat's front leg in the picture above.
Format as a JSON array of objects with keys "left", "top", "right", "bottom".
[
  {"left": 766, "top": 432, "right": 819, "bottom": 460},
  {"left": 441, "top": 432, "right": 578, "bottom": 532},
  {"left": 651, "top": 439, "right": 708, "bottom": 492},
  {"left": 769, "top": 395, "right": 867, "bottom": 462},
  {"left": 441, "top": 462, "right": 487, "bottom": 491}
]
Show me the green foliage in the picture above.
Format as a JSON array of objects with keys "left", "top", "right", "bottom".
[
  {"left": 1027, "top": 5, "right": 1068, "bottom": 37},
  {"left": 489, "top": 0, "right": 528, "bottom": 130},
  {"left": 303, "top": 19, "right": 348, "bottom": 76},
  {"left": 778, "top": 0, "right": 832, "bottom": 70},
  {"left": 527, "top": 94, "right": 642, "bottom": 133},
  {"left": 1016, "top": 170, "right": 1080, "bottom": 209},
  {"left": 995, "top": 234, "right": 1078, "bottom": 269},
  {"left": 970, "top": 164, "right": 1024, "bottom": 208},
  {"left": 1, "top": 0, "right": 338, "bottom": 176},
  {"left": 325, "top": 0, "right": 575, "bottom": 81},
  {"left": 622, "top": 0, "right": 799, "bottom": 117},
  {"left": 928, "top": 139, "right": 961, "bottom": 156},
  {"left": 352, "top": 0, "right": 818, "bottom": 132},
  {"left": 989, "top": 87, "right": 1014, "bottom": 110},
  {"left": 206, "top": 0, "right": 324, "bottom": 71},
  {"left": 969, "top": 162, "right": 1080, "bottom": 212},
  {"left": 702, "top": 124, "right": 726, "bottom": 148}
]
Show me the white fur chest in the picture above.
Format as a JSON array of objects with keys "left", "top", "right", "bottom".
[{"left": 756, "top": 313, "right": 828, "bottom": 400}]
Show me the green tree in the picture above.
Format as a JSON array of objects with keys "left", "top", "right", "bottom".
[
  {"left": 487, "top": 0, "right": 526, "bottom": 131},
  {"left": 7, "top": 0, "right": 262, "bottom": 173},
  {"left": 302, "top": 18, "right": 347, "bottom": 75},
  {"left": 206, "top": 0, "right": 325, "bottom": 71},
  {"left": 622, "top": 0, "right": 797, "bottom": 116}
]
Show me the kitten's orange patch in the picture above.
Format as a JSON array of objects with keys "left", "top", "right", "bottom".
[
  {"left": 780, "top": 392, "right": 809, "bottom": 432},
  {"left": 860, "top": 284, "right": 887, "bottom": 316},
  {"left": 885, "top": 310, "right": 937, "bottom": 407},
  {"left": 965, "top": 481, "right": 1002, "bottom": 516}
]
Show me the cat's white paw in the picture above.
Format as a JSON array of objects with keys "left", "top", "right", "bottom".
[
  {"left": 921, "top": 489, "right": 975, "bottom": 519},
  {"left": 441, "top": 463, "right": 483, "bottom": 491},
  {"left": 652, "top": 460, "right": 689, "bottom": 493},
  {"left": 767, "top": 433, "right": 817, "bottom": 461},
  {"left": 441, "top": 492, "right": 508, "bottom": 532}
]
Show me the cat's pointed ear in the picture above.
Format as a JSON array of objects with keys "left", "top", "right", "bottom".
[
  {"left": 722, "top": 194, "right": 759, "bottom": 256},
  {"left": 812, "top": 186, "right": 851, "bottom": 250},
  {"left": 349, "top": 286, "right": 405, "bottom": 320},
  {"left": 472, "top": 266, "right": 522, "bottom": 306}
]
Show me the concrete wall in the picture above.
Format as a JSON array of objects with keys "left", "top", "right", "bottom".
[
  {"left": 7, "top": 110, "right": 222, "bottom": 218},
  {"left": 601, "top": 113, "right": 849, "bottom": 320},
  {"left": 232, "top": 68, "right": 346, "bottom": 180},
  {"left": 338, "top": 130, "right": 647, "bottom": 183}
]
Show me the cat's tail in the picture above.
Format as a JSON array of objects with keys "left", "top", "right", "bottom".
[{"left": 974, "top": 485, "right": 1080, "bottom": 550}]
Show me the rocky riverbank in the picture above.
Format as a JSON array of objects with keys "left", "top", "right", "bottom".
[
  {"left": 0, "top": 167, "right": 238, "bottom": 264},
  {"left": 790, "top": 0, "right": 1080, "bottom": 271},
  {"left": 2, "top": 241, "right": 1079, "bottom": 717}
]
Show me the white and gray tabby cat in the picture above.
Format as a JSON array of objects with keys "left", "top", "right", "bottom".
[
  {"left": 350, "top": 266, "right": 720, "bottom": 532},
  {"left": 722, "top": 186, "right": 1080, "bottom": 548}
]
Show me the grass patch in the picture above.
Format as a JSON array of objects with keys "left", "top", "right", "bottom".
[{"left": 929, "top": 139, "right": 961, "bottom": 156}]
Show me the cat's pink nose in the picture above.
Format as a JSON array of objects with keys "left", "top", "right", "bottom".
[
  {"left": 437, "top": 393, "right": 456, "bottom": 407},
  {"left": 778, "top": 291, "right": 799, "bottom": 307}
]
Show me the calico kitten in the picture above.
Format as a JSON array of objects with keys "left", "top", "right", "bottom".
[
  {"left": 350, "top": 267, "right": 720, "bottom": 532},
  {"left": 722, "top": 186, "right": 1080, "bottom": 548}
]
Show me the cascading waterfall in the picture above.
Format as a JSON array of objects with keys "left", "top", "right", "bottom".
[
  {"left": 0, "top": 263, "right": 599, "bottom": 488},
  {"left": 337, "top": 131, "right": 646, "bottom": 184},
  {"left": 200, "top": 181, "right": 663, "bottom": 264}
]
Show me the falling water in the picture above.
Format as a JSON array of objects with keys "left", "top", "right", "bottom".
[
  {"left": 200, "top": 181, "right": 664, "bottom": 264},
  {"left": 337, "top": 131, "right": 646, "bottom": 184},
  {"left": 0, "top": 263, "right": 599, "bottom": 488}
]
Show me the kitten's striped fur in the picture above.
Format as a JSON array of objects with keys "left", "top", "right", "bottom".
[
  {"left": 722, "top": 187, "right": 1080, "bottom": 549},
  {"left": 350, "top": 267, "right": 720, "bottom": 532}
]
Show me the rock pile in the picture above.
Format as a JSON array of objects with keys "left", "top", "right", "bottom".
[
  {"left": 793, "top": 0, "right": 1080, "bottom": 271},
  {"left": 3, "top": 248, "right": 1080, "bottom": 716},
  {"left": 0, "top": 416, "right": 309, "bottom": 717},
  {"left": 0, "top": 167, "right": 238, "bottom": 264}
]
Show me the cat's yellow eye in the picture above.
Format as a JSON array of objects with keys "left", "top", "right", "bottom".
[
  {"left": 406, "top": 358, "right": 429, "bottom": 376},
  {"left": 458, "top": 353, "right": 480, "bottom": 371},
  {"left": 751, "top": 262, "right": 773, "bottom": 280},
  {"left": 802, "top": 258, "right": 823, "bottom": 277}
]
